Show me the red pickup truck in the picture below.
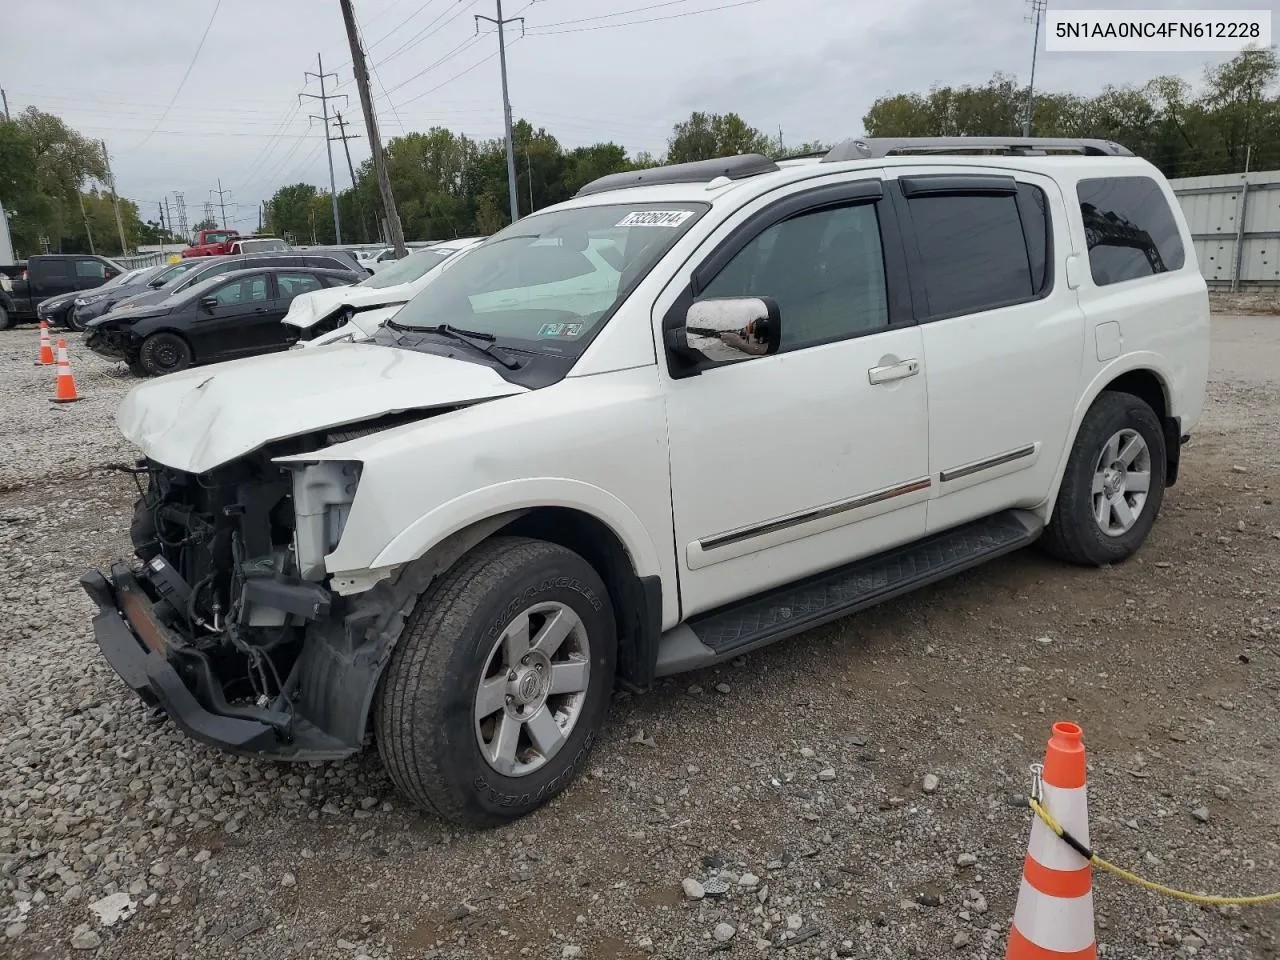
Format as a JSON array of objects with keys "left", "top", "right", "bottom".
[{"left": 181, "top": 228, "right": 240, "bottom": 258}]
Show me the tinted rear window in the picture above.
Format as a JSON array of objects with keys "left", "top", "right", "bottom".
[
  {"left": 907, "top": 193, "right": 1037, "bottom": 318},
  {"left": 1077, "top": 176, "right": 1186, "bottom": 286}
]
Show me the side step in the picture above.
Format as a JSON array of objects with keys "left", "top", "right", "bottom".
[{"left": 655, "top": 510, "right": 1042, "bottom": 676}]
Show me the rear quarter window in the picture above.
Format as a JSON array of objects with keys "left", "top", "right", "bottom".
[{"left": 1076, "top": 176, "right": 1186, "bottom": 286}]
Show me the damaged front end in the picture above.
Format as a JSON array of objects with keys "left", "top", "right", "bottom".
[{"left": 82, "top": 443, "right": 387, "bottom": 760}]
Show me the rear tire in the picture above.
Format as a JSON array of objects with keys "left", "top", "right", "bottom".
[
  {"left": 1040, "top": 391, "right": 1166, "bottom": 566},
  {"left": 0, "top": 305, "right": 10, "bottom": 330},
  {"left": 138, "top": 332, "right": 193, "bottom": 376},
  {"left": 375, "top": 536, "right": 616, "bottom": 827}
]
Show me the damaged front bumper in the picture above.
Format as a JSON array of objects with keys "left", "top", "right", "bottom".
[{"left": 81, "top": 563, "right": 355, "bottom": 761}]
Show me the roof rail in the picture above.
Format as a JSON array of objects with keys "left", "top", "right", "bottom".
[
  {"left": 574, "top": 153, "right": 780, "bottom": 197},
  {"left": 822, "top": 137, "right": 1134, "bottom": 163}
]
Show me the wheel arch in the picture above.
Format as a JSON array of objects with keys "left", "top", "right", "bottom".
[{"left": 1041, "top": 356, "right": 1178, "bottom": 521}]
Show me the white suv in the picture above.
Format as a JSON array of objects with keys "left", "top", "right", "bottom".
[{"left": 83, "top": 138, "right": 1209, "bottom": 827}]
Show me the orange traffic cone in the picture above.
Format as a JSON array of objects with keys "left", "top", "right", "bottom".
[
  {"left": 36, "top": 321, "right": 55, "bottom": 366},
  {"left": 52, "top": 339, "right": 81, "bottom": 403},
  {"left": 1007, "top": 721, "right": 1096, "bottom": 959}
]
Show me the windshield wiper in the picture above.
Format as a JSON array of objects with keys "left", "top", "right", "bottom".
[{"left": 386, "top": 320, "right": 520, "bottom": 370}]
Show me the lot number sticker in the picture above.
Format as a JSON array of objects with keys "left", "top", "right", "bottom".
[{"left": 616, "top": 210, "right": 693, "bottom": 228}]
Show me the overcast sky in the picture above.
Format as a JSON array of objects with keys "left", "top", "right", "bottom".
[{"left": 3, "top": 0, "right": 1275, "bottom": 236}]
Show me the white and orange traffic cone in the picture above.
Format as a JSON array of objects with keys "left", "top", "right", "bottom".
[
  {"left": 52, "top": 339, "right": 81, "bottom": 403},
  {"left": 36, "top": 321, "right": 55, "bottom": 366},
  {"left": 1007, "top": 721, "right": 1096, "bottom": 960}
]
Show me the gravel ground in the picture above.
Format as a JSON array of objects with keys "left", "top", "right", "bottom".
[{"left": 2, "top": 319, "right": 1279, "bottom": 960}]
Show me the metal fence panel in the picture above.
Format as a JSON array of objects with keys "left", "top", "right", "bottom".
[{"left": 1169, "top": 169, "right": 1280, "bottom": 287}]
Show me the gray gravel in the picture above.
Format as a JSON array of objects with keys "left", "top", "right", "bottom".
[{"left": 2, "top": 320, "right": 1279, "bottom": 959}]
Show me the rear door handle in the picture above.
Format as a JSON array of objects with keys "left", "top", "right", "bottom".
[{"left": 867, "top": 358, "right": 920, "bottom": 385}]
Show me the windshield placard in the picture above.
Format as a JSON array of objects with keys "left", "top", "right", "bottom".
[{"left": 615, "top": 210, "right": 693, "bottom": 228}]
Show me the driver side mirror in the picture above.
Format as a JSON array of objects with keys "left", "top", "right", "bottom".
[
  {"left": 199, "top": 296, "right": 218, "bottom": 312},
  {"left": 666, "top": 296, "right": 782, "bottom": 368}
]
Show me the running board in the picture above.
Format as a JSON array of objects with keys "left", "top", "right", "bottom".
[{"left": 654, "top": 510, "right": 1042, "bottom": 676}]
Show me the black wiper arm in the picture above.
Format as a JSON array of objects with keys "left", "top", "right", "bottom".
[{"left": 413, "top": 323, "right": 520, "bottom": 370}]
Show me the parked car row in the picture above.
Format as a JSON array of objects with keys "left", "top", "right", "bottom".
[{"left": 4, "top": 238, "right": 489, "bottom": 377}]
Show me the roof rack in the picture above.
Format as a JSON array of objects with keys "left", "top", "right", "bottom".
[
  {"left": 822, "top": 137, "right": 1134, "bottom": 163},
  {"left": 574, "top": 153, "right": 780, "bottom": 197}
]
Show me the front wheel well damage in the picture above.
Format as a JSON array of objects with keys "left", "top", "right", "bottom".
[{"left": 501, "top": 507, "right": 659, "bottom": 692}]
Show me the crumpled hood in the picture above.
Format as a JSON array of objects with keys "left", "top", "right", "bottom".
[
  {"left": 282, "top": 284, "right": 413, "bottom": 329},
  {"left": 117, "top": 342, "right": 528, "bottom": 473}
]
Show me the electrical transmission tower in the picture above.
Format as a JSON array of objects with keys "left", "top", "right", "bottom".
[
  {"left": 1022, "top": 0, "right": 1048, "bottom": 136},
  {"left": 203, "top": 200, "right": 217, "bottom": 228},
  {"left": 174, "top": 192, "right": 189, "bottom": 242},
  {"left": 300, "top": 54, "right": 346, "bottom": 244}
]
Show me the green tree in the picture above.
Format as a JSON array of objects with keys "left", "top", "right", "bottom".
[
  {"left": 562, "top": 143, "right": 634, "bottom": 195},
  {"left": 192, "top": 217, "right": 219, "bottom": 232},
  {"left": 667, "top": 111, "right": 774, "bottom": 163},
  {"left": 263, "top": 183, "right": 318, "bottom": 242}
]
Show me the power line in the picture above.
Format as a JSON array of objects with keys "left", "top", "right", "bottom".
[
  {"left": 379, "top": 35, "right": 481, "bottom": 97},
  {"left": 525, "top": 0, "right": 763, "bottom": 35},
  {"left": 372, "top": 0, "right": 482, "bottom": 71},
  {"left": 395, "top": 41, "right": 515, "bottom": 109},
  {"left": 531, "top": 0, "right": 700, "bottom": 29},
  {"left": 131, "top": 0, "right": 223, "bottom": 150},
  {"left": 367, "top": 0, "right": 450, "bottom": 51}
]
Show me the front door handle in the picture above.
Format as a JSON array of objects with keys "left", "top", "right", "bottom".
[{"left": 867, "top": 358, "right": 920, "bottom": 385}]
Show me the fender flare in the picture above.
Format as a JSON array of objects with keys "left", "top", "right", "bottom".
[
  {"left": 1039, "top": 353, "right": 1174, "bottom": 519},
  {"left": 367, "top": 477, "right": 665, "bottom": 580}
]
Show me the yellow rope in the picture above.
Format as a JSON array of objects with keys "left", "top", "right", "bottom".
[{"left": 1028, "top": 797, "right": 1280, "bottom": 908}]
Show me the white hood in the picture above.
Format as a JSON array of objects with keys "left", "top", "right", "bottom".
[
  {"left": 281, "top": 284, "right": 413, "bottom": 329},
  {"left": 117, "top": 342, "right": 528, "bottom": 473}
]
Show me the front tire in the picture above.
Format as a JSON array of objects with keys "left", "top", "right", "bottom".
[
  {"left": 0, "top": 304, "right": 10, "bottom": 330},
  {"left": 138, "top": 332, "right": 193, "bottom": 376},
  {"left": 1040, "top": 391, "right": 1166, "bottom": 566},
  {"left": 375, "top": 536, "right": 616, "bottom": 827}
]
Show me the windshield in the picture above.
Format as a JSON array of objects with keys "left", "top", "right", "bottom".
[
  {"left": 153, "top": 261, "right": 199, "bottom": 285},
  {"left": 358, "top": 248, "right": 452, "bottom": 289},
  {"left": 389, "top": 204, "right": 707, "bottom": 354}
]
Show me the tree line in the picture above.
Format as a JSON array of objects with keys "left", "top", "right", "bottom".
[
  {"left": 0, "top": 109, "right": 177, "bottom": 260},
  {"left": 1, "top": 48, "right": 1274, "bottom": 257},
  {"left": 270, "top": 48, "right": 1279, "bottom": 244}
]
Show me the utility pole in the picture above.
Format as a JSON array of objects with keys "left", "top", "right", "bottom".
[
  {"left": 1, "top": 88, "right": 10, "bottom": 121},
  {"left": 331, "top": 111, "right": 369, "bottom": 242},
  {"left": 158, "top": 202, "right": 166, "bottom": 256},
  {"left": 301, "top": 54, "right": 345, "bottom": 244},
  {"left": 1022, "top": 0, "right": 1047, "bottom": 137},
  {"left": 211, "top": 179, "right": 232, "bottom": 230},
  {"left": 76, "top": 192, "right": 96, "bottom": 255},
  {"left": 100, "top": 140, "right": 129, "bottom": 254},
  {"left": 475, "top": 1, "right": 524, "bottom": 224},
  {"left": 339, "top": 0, "right": 407, "bottom": 257},
  {"left": 1231, "top": 143, "right": 1252, "bottom": 293},
  {"left": 525, "top": 144, "right": 533, "bottom": 214}
]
